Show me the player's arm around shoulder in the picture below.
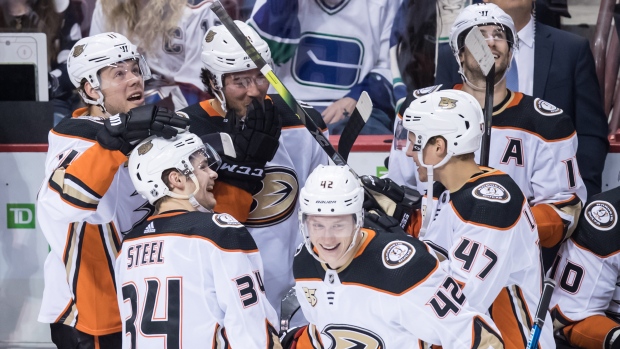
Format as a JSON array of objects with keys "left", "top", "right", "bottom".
[
  {"left": 205, "top": 212, "right": 280, "bottom": 348},
  {"left": 390, "top": 234, "right": 505, "bottom": 349}
]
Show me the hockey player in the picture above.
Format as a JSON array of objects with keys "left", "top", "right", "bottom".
[
  {"left": 36, "top": 33, "right": 188, "bottom": 348},
  {"left": 179, "top": 21, "right": 329, "bottom": 315},
  {"left": 548, "top": 186, "right": 620, "bottom": 349},
  {"left": 119, "top": 132, "right": 280, "bottom": 348},
  {"left": 399, "top": 89, "right": 553, "bottom": 349},
  {"left": 90, "top": 0, "right": 221, "bottom": 109},
  {"left": 387, "top": 3, "right": 586, "bottom": 269},
  {"left": 283, "top": 164, "right": 505, "bottom": 349}
]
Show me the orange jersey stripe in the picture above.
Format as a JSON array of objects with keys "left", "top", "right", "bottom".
[
  {"left": 532, "top": 204, "right": 564, "bottom": 248},
  {"left": 73, "top": 224, "right": 122, "bottom": 335},
  {"left": 65, "top": 143, "right": 127, "bottom": 198},
  {"left": 562, "top": 315, "right": 619, "bottom": 349},
  {"left": 490, "top": 288, "right": 529, "bottom": 349},
  {"left": 213, "top": 181, "right": 253, "bottom": 223}
]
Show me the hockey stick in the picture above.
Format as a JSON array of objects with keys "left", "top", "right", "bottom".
[
  {"left": 338, "top": 91, "right": 372, "bottom": 162},
  {"left": 210, "top": 1, "right": 387, "bottom": 213},
  {"left": 526, "top": 278, "right": 556, "bottom": 349},
  {"left": 464, "top": 26, "right": 495, "bottom": 167}
]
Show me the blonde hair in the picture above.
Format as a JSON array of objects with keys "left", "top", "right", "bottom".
[{"left": 101, "top": 0, "right": 186, "bottom": 54}]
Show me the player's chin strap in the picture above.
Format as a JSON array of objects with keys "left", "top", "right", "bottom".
[
  {"left": 79, "top": 89, "right": 113, "bottom": 117},
  {"left": 418, "top": 152, "right": 453, "bottom": 238},
  {"left": 166, "top": 174, "right": 213, "bottom": 213},
  {"left": 213, "top": 88, "right": 228, "bottom": 113}
]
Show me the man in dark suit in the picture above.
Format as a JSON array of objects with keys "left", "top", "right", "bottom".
[{"left": 435, "top": 0, "right": 609, "bottom": 199}]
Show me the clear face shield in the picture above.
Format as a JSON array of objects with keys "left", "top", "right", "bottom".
[
  {"left": 98, "top": 56, "right": 152, "bottom": 92},
  {"left": 188, "top": 143, "right": 222, "bottom": 174}
]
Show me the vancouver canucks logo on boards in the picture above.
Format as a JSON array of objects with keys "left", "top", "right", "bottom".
[
  {"left": 213, "top": 213, "right": 243, "bottom": 228},
  {"left": 584, "top": 200, "right": 617, "bottom": 231},
  {"left": 413, "top": 84, "right": 442, "bottom": 98},
  {"left": 382, "top": 240, "right": 415, "bottom": 269},
  {"left": 472, "top": 182, "right": 510, "bottom": 203}
]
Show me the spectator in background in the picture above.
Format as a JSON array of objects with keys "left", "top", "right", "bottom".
[
  {"left": 435, "top": 0, "right": 609, "bottom": 199},
  {"left": 90, "top": 0, "right": 239, "bottom": 110},
  {"left": 248, "top": 0, "right": 399, "bottom": 135},
  {"left": 1, "top": 0, "right": 83, "bottom": 124}
]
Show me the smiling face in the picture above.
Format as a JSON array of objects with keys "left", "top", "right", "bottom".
[
  {"left": 306, "top": 214, "right": 357, "bottom": 268},
  {"left": 460, "top": 25, "right": 511, "bottom": 84},
  {"left": 96, "top": 59, "right": 146, "bottom": 115},
  {"left": 221, "top": 68, "right": 269, "bottom": 116},
  {"left": 187, "top": 150, "right": 219, "bottom": 210}
]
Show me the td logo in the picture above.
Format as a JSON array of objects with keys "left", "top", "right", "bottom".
[{"left": 7, "top": 204, "right": 35, "bottom": 229}]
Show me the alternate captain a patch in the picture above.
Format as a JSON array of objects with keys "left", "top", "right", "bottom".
[
  {"left": 534, "top": 98, "right": 563, "bottom": 116},
  {"left": 472, "top": 182, "right": 511, "bottom": 203},
  {"left": 212, "top": 213, "right": 243, "bottom": 228},
  {"left": 584, "top": 200, "right": 617, "bottom": 231},
  {"left": 382, "top": 241, "right": 415, "bottom": 269}
]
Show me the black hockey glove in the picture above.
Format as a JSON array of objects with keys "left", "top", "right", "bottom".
[
  {"left": 361, "top": 175, "right": 421, "bottom": 229},
  {"left": 226, "top": 98, "right": 281, "bottom": 164},
  {"left": 605, "top": 327, "right": 620, "bottom": 349},
  {"left": 97, "top": 105, "right": 189, "bottom": 155},
  {"left": 201, "top": 133, "right": 266, "bottom": 195}
]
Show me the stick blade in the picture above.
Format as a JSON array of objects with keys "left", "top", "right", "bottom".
[
  {"left": 464, "top": 26, "right": 494, "bottom": 76},
  {"left": 356, "top": 91, "right": 373, "bottom": 122}
]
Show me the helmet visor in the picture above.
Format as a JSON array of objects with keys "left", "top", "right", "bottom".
[
  {"left": 98, "top": 56, "right": 152, "bottom": 91},
  {"left": 189, "top": 143, "right": 222, "bottom": 173}
]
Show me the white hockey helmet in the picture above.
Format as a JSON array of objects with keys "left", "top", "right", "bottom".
[
  {"left": 298, "top": 165, "right": 364, "bottom": 263},
  {"left": 449, "top": 3, "right": 518, "bottom": 57},
  {"left": 402, "top": 89, "right": 484, "bottom": 159},
  {"left": 128, "top": 132, "right": 221, "bottom": 210},
  {"left": 402, "top": 89, "right": 484, "bottom": 237},
  {"left": 201, "top": 21, "right": 272, "bottom": 110},
  {"left": 67, "top": 32, "right": 151, "bottom": 106}
]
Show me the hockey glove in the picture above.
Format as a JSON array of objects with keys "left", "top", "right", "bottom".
[
  {"left": 361, "top": 175, "right": 421, "bottom": 229},
  {"left": 97, "top": 105, "right": 189, "bottom": 155},
  {"left": 227, "top": 98, "right": 281, "bottom": 164},
  {"left": 201, "top": 133, "right": 266, "bottom": 195},
  {"left": 280, "top": 326, "right": 308, "bottom": 349},
  {"left": 605, "top": 327, "right": 620, "bottom": 349}
]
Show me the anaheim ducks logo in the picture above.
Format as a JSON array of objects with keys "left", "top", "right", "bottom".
[
  {"left": 322, "top": 324, "right": 385, "bottom": 349},
  {"left": 72, "top": 44, "right": 85, "bottom": 57},
  {"left": 585, "top": 200, "right": 617, "bottom": 231},
  {"left": 382, "top": 240, "right": 415, "bottom": 269},
  {"left": 438, "top": 97, "right": 457, "bottom": 109},
  {"left": 205, "top": 30, "right": 216, "bottom": 43},
  {"left": 303, "top": 287, "right": 317, "bottom": 307},
  {"left": 534, "top": 98, "right": 563, "bottom": 116},
  {"left": 212, "top": 213, "right": 243, "bottom": 228},
  {"left": 137, "top": 140, "right": 153, "bottom": 155},
  {"left": 472, "top": 182, "right": 511, "bottom": 203},
  {"left": 246, "top": 167, "right": 299, "bottom": 227}
]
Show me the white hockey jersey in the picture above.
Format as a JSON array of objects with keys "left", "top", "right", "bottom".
[
  {"left": 90, "top": 0, "right": 218, "bottom": 109},
  {"left": 418, "top": 170, "right": 553, "bottom": 349},
  {"left": 116, "top": 210, "right": 280, "bottom": 348},
  {"left": 549, "top": 187, "right": 620, "bottom": 349},
  {"left": 389, "top": 86, "right": 586, "bottom": 247},
  {"left": 180, "top": 94, "right": 329, "bottom": 315},
  {"left": 248, "top": 0, "right": 398, "bottom": 109},
  {"left": 293, "top": 228, "right": 505, "bottom": 349},
  {"left": 37, "top": 108, "right": 153, "bottom": 335}
]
